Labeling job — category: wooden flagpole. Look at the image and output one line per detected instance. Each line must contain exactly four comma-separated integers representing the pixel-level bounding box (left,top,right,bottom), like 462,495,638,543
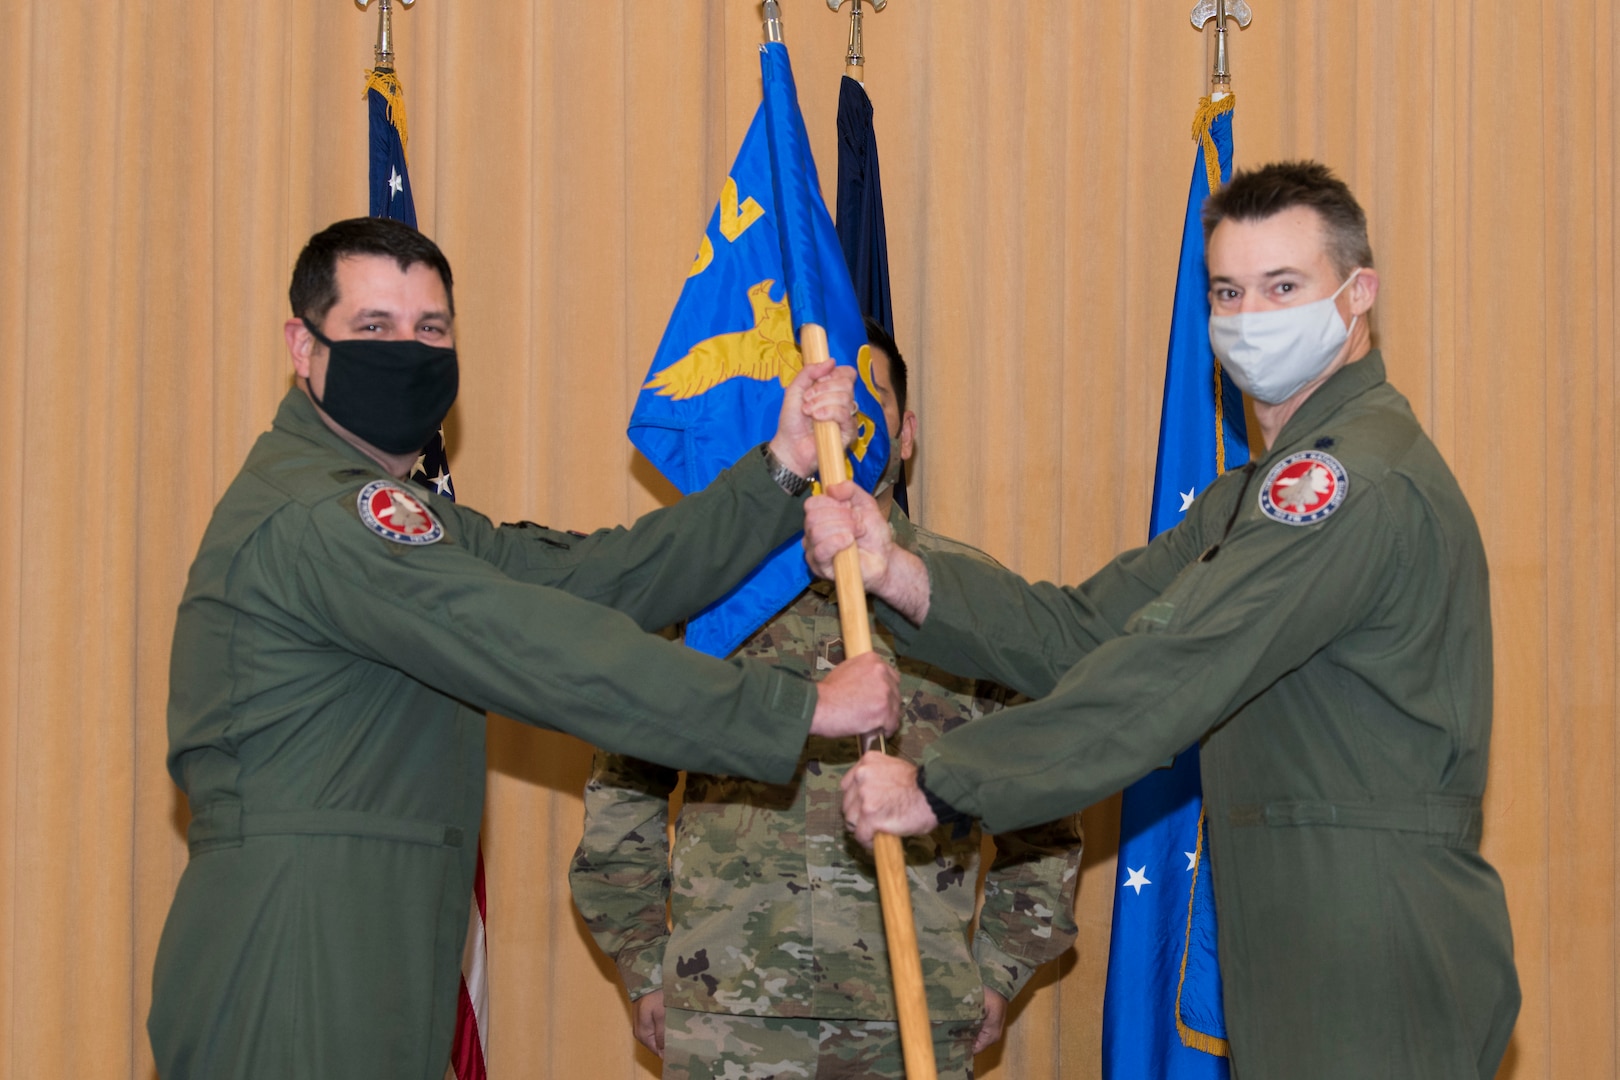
762,4,931,1069
803,325,937,1080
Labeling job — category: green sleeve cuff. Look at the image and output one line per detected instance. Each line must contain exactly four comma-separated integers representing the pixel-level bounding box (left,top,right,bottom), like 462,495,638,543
916,743,983,824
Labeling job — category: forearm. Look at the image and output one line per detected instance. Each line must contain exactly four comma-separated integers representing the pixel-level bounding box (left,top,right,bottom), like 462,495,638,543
877,550,1117,700
871,545,930,625
482,447,805,630
973,816,1084,999
569,753,678,998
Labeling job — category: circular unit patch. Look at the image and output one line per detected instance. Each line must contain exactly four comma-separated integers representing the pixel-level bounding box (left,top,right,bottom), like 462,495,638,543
1258,450,1349,526
357,480,443,545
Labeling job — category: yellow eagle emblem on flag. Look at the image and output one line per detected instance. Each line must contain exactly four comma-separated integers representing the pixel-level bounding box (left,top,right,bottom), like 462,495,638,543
642,279,804,400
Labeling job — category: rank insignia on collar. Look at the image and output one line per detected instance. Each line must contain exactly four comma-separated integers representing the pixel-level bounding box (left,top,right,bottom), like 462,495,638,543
1258,450,1348,526
357,480,443,545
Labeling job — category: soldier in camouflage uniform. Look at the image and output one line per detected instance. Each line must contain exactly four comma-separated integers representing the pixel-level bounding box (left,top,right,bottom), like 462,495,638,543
570,326,1084,1079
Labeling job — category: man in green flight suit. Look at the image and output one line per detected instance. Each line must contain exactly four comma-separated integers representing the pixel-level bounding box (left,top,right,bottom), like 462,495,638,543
569,322,1085,1079
813,163,1520,1079
150,217,902,1080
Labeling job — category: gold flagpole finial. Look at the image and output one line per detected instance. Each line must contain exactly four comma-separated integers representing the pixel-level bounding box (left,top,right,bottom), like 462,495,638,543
1190,0,1252,96
357,0,417,72
763,0,785,44
828,0,887,80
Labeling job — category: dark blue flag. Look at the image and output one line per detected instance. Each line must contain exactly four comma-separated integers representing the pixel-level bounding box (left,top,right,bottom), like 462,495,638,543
367,70,417,229
834,75,906,515
630,42,888,658
1102,95,1242,1080
835,77,894,335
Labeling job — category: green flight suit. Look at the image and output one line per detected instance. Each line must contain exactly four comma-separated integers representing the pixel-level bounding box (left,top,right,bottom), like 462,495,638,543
151,388,820,1080
887,354,1519,1078
568,511,1083,1048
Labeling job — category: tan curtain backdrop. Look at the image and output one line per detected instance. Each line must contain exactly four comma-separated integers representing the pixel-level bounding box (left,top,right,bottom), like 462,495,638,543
0,1,1614,1077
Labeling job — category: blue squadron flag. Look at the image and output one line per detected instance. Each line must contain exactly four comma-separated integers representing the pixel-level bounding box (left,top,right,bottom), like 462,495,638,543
834,73,906,515
630,41,888,658
365,61,486,1079
1102,95,1241,1080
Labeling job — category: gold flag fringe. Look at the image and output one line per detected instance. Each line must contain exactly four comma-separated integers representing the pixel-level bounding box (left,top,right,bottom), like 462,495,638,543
1175,805,1232,1056
363,69,410,158
1191,93,1236,196
1182,99,1236,1054
1193,94,1238,477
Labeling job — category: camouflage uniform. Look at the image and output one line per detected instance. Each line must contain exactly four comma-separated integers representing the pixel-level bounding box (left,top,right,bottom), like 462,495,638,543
570,510,1084,1078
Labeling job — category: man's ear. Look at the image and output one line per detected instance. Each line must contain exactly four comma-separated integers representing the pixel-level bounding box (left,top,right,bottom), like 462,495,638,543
899,411,918,463
1347,268,1380,317
284,317,315,379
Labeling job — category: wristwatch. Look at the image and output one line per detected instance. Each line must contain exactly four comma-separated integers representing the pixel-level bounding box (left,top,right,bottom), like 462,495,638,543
761,443,813,496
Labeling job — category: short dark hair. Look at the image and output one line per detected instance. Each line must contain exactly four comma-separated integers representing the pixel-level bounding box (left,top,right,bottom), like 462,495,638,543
864,316,908,415
289,217,455,324
1202,161,1374,277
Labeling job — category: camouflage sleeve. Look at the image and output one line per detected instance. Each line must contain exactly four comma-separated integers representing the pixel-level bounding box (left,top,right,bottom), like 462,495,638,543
970,689,1084,1001
568,750,680,1001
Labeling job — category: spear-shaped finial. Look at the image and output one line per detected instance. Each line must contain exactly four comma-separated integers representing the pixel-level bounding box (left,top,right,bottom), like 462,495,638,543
763,0,784,44
1190,0,1253,94
358,0,417,72
828,0,888,78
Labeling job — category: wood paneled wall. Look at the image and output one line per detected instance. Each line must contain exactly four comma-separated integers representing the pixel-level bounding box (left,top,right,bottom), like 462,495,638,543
0,2,1612,1076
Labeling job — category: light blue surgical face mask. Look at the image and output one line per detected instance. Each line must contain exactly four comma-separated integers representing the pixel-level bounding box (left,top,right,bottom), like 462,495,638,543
1208,270,1361,404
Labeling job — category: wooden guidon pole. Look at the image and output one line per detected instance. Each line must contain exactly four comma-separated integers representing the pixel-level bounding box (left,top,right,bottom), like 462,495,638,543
803,324,937,1079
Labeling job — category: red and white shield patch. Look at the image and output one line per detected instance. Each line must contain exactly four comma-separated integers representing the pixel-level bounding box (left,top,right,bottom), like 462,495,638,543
357,480,443,545
1257,450,1349,526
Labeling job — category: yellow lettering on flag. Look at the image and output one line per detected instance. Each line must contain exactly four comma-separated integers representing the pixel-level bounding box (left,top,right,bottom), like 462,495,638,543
849,411,876,463
689,236,715,278
854,344,882,403
718,178,765,243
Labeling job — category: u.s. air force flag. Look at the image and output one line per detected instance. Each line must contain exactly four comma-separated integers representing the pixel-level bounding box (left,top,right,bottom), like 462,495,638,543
1102,94,1242,1080
630,41,887,658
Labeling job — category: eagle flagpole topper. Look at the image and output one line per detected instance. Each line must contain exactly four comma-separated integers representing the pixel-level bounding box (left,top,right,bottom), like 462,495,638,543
1191,0,1252,97
827,0,886,81
357,0,416,71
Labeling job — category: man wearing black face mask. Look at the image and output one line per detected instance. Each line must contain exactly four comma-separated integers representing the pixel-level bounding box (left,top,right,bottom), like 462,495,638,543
149,217,902,1080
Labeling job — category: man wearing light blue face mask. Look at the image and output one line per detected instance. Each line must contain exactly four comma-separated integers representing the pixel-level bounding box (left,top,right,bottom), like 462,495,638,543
817,161,1520,1078
1205,164,1377,435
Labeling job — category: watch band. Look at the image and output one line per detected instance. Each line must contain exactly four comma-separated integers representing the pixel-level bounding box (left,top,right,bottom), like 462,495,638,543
761,443,813,496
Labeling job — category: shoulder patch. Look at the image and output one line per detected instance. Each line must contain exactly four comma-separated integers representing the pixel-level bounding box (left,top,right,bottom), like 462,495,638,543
357,480,443,545
1258,450,1349,526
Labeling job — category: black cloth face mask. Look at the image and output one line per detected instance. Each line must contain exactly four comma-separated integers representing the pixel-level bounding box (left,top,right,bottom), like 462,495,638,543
301,317,459,455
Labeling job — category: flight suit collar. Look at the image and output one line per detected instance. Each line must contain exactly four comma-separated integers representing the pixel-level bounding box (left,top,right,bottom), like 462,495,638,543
270,386,400,472
1270,349,1387,456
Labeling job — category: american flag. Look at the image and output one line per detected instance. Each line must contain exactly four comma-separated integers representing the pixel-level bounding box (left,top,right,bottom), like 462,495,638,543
366,59,487,1079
